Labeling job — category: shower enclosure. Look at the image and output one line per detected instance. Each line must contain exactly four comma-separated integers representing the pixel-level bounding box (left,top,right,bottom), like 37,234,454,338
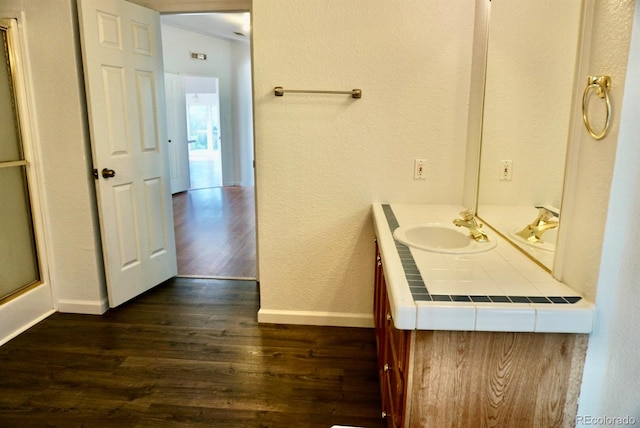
0,19,41,301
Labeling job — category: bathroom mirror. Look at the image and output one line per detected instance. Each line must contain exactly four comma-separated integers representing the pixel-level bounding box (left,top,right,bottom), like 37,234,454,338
476,0,583,271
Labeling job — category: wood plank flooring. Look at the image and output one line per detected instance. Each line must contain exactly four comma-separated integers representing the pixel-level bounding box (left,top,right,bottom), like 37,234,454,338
173,186,256,279
0,277,385,427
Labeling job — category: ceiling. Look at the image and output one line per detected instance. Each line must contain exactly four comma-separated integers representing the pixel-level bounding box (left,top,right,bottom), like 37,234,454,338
160,13,250,44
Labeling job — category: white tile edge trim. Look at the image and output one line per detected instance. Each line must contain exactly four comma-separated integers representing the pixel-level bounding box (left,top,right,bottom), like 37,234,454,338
416,304,476,330
475,303,536,332
372,204,417,329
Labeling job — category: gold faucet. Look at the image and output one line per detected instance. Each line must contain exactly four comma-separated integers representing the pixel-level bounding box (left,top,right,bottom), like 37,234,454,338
516,207,559,244
453,209,489,242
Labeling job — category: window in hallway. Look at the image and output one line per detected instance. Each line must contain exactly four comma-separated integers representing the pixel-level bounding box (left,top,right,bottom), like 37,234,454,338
186,85,222,189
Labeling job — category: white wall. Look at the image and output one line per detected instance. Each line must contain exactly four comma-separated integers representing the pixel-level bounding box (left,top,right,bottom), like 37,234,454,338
230,42,254,186
0,0,106,336
252,0,475,326
559,0,634,303
161,22,253,186
577,0,640,421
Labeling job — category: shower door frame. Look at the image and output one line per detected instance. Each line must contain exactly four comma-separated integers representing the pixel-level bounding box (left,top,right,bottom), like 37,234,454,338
0,18,50,304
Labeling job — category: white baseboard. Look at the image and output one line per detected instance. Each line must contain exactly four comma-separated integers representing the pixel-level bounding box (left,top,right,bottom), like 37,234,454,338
0,284,55,346
257,308,374,328
0,309,55,347
57,298,109,315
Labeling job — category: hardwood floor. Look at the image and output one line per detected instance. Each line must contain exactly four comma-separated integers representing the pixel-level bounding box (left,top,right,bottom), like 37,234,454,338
173,186,256,279
0,277,384,427
188,152,222,190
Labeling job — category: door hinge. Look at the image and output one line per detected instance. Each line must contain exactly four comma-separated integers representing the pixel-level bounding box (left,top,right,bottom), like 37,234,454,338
92,168,99,179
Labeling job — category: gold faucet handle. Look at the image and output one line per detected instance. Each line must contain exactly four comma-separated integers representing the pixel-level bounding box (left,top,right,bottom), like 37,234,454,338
536,207,557,222
459,209,475,221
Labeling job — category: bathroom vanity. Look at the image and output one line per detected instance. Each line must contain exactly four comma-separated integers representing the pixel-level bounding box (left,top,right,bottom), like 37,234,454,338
372,204,593,428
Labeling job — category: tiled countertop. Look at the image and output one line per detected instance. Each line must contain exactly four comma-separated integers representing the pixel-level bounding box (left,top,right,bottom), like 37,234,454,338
477,204,558,269
372,203,594,333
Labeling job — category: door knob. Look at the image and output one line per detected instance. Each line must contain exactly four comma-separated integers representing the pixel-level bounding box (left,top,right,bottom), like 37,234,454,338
101,168,116,179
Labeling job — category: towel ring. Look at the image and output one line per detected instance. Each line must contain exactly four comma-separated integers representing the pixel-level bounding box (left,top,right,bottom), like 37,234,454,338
582,75,611,140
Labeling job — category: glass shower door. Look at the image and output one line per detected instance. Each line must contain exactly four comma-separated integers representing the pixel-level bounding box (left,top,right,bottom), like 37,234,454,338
0,20,40,300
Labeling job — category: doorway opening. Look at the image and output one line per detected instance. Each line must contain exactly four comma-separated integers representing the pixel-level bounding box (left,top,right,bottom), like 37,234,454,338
185,80,223,189
161,12,256,280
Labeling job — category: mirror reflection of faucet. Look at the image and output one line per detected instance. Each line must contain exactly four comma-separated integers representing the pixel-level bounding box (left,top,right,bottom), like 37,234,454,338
515,206,559,245
453,209,490,242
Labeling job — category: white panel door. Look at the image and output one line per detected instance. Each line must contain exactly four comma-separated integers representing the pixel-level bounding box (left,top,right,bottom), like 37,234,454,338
164,73,190,193
78,0,177,307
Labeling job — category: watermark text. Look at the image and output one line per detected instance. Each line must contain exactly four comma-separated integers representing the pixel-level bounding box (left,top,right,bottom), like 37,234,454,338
576,415,637,426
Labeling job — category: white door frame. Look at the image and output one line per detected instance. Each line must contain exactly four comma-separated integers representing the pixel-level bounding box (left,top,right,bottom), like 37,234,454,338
0,17,55,345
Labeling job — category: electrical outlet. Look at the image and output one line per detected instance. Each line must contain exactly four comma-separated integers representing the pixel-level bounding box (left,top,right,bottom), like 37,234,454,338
414,159,427,180
500,160,513,181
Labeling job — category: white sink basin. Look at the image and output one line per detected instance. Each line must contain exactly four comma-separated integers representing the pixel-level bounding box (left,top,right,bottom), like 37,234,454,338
393,223,497,254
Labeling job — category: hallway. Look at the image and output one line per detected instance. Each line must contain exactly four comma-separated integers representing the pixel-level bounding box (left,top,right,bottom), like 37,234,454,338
172,186,256,278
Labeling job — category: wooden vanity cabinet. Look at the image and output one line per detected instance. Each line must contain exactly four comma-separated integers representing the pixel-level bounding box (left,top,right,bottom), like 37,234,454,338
373,244,587,427
374,244,411,428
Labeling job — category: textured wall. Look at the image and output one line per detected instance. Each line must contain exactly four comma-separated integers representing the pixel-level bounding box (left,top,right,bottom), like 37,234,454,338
252,0,475,325
559,0,634,303
577,0,640,420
